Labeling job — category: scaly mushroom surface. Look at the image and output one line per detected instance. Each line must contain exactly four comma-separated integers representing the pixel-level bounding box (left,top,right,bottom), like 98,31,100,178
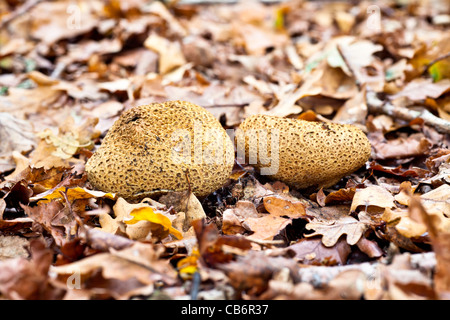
86,101,235,200
238,115,372,190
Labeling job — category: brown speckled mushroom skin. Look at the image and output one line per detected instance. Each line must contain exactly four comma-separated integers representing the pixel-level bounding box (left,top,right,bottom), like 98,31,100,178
238,115,372,190
85,101,234,200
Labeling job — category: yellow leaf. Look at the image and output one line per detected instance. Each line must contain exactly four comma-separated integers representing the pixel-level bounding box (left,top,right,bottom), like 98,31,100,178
125,206,182,240
273,7,285,31
177,248,199,280
429,59,450,82
30,186,115,202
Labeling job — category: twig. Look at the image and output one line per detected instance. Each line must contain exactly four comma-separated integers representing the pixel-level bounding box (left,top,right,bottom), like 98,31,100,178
338,45,450,133
369,101,450,134
190,272,201,300
59,189,86,238
248,238,285,248
336,44,362,90
132,189,174,198
298,252,436,286
204,103,248,108
0,0,47,30
422,52,450,75
184,169,192,194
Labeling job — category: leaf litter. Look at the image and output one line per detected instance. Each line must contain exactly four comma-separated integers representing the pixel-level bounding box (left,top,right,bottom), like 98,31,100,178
0,0,449,300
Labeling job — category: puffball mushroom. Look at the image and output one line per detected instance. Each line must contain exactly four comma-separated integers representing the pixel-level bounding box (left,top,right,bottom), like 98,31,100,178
85,101,235,200
237,115,371,190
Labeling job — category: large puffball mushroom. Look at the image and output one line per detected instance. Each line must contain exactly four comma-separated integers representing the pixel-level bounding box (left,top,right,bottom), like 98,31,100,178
237,115,371,190
85,101,235,201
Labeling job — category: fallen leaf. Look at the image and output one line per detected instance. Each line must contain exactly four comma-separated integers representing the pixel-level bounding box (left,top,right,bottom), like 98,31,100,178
305,213,368,247
50,242,177,299
35,117,97,160
333,86,367,125
383,207,427,238
350,185,396,213
263,195,307,219
219,250,299,296
420,185,450,234
193,219,252,268
146,1,187,37
369,131,432,160
318,62,359,99
333,38,383,75
424,162,450,186
21,201,75,246
377,225,425,253
176,248,200,280
369,161,430,178
29,1,100,45
159,191,206,233
102,197,180,241
0,84,64,119
244,214,293,242
335,11,355,33
321,188,356,205
84,228,134,252
390,78,450,101
30,186,115,203
0,235,29,261
241,195,308,242
97,79,131,93
408,196,450,298
3,152,30,182
385,59,408,81
289,237,351,265
222,201,259,235
394,181,415,206
0,239,64,300
125,206,182,240
30,117,99,169
355,236,383,258
0,113,36,173
266,67,323,117
144,33,187,74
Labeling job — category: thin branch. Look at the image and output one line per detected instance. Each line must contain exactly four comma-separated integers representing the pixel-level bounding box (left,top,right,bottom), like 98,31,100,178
204,103,248,108
368,101,450,134
0,0,47,30
336,44,362,90
298,252,436,286
422,52,450,75
248,238,285,248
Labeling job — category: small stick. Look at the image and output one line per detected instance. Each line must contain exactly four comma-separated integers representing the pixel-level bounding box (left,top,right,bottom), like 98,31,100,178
248,238,285,248
368,101,450,134
59,189,86,238
0,0,47,30
298,251,436,286
422,52,450,75
184,169,192,194
190,272,201,300
336,44,362,90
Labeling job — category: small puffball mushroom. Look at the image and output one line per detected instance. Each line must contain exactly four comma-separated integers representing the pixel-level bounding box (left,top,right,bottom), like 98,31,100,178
237,115,371,190
85,101,235,200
